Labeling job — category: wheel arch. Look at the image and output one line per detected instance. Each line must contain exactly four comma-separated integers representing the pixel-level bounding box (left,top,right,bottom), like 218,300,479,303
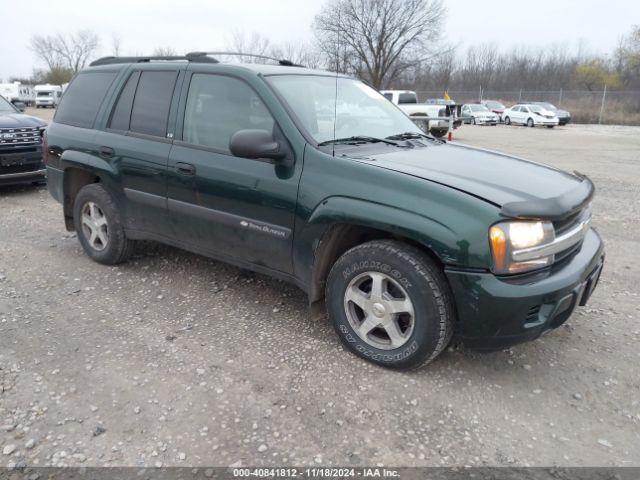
308,222,448,303
303,197,462,304
60,151,116,231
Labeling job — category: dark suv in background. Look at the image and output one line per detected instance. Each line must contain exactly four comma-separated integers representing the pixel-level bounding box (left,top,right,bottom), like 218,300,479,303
0,95,47,186
44,53,603,369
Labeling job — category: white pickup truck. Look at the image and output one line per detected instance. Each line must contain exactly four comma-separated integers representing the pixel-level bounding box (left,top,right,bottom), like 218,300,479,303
380,90,461,138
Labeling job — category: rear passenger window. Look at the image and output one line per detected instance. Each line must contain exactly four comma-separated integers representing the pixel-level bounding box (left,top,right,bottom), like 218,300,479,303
183,74,274,152
55,71,117,128
129,71,178,137
108,72,139,131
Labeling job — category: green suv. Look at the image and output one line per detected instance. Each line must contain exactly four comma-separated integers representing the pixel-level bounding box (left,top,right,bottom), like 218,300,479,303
44,53,604,369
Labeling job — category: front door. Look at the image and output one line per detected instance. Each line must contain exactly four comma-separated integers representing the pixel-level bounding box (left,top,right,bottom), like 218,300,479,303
167,72,301,274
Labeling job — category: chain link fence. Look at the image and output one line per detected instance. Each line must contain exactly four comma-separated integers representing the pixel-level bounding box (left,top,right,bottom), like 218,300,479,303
414,89,640,125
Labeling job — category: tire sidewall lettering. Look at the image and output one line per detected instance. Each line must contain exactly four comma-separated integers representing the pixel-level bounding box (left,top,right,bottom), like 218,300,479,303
342,261,412,289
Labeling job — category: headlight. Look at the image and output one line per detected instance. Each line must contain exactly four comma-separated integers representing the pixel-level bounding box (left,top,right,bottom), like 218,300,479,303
489,221,555,274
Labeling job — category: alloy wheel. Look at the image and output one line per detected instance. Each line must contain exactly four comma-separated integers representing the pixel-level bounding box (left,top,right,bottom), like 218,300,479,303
81,201,109,251
343,271,416,350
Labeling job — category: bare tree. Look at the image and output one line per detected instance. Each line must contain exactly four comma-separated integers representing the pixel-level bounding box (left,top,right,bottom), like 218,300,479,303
269,41,324,68
226,31,272,62
29,30,100,73
111,33,122,56
153,47,178,57
29,35,63,71
313,0,446,88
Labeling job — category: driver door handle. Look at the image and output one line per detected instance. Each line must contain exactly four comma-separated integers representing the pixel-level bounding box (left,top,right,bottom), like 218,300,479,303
176,162,196,176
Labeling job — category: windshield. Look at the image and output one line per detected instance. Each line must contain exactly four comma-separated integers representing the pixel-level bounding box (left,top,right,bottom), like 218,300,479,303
267,75,421,144
37,91,53,97
538,102,556,110
484,101,504,109
469,104,489,112
529,105,544,113
0,96,15,113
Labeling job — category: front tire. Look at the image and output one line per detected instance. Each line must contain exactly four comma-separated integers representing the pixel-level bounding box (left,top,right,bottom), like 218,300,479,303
326,240,454,370
73,183,135,265
527,118,534,127
504,116,511,125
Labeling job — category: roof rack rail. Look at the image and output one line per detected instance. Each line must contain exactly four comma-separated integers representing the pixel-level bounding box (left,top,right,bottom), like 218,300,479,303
89,53,218,67
186,51,302,67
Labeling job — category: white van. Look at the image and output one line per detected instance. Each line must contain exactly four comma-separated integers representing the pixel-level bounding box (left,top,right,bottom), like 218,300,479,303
35,84,63,108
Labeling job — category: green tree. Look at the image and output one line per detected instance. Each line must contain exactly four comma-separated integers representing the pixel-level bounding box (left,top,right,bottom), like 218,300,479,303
573,59,621,91
32,67,74,86
615,25,640,88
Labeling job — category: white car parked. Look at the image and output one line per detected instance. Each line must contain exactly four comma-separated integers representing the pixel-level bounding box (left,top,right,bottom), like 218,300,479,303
503,103,559,128
461,103,499,125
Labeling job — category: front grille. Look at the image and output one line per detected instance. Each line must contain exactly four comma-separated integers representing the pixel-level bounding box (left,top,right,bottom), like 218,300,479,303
549,206,591,266
553,209,583,235
0,163,41,175
0,127,41,150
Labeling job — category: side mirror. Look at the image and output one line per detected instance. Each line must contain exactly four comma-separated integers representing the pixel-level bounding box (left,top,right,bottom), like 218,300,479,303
229,129,286,162
14,101,26,113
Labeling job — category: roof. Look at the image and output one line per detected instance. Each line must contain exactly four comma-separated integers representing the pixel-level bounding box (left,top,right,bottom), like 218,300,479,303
88,53,344,77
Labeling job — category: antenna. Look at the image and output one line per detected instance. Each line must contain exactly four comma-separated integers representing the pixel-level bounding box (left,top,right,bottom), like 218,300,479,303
331,11,341,158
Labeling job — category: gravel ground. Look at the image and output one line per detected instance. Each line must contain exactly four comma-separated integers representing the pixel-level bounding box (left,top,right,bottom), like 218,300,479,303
1,119,639,468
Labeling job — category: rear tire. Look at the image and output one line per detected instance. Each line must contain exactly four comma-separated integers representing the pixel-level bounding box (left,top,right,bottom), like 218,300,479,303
326,240,454,370
73,183,135,265
472,117,476,125
546,125,554,129
429,128,447,138
504,116,511,125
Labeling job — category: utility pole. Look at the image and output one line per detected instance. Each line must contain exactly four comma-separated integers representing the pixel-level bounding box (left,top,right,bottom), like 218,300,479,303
558,88,563,107
598,85,607,124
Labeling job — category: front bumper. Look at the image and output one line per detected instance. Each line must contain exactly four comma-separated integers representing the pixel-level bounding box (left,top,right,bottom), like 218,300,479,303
475,117,498,125
0,148,46,186
0,168,46,186
535,119,559,126
446,228,604,351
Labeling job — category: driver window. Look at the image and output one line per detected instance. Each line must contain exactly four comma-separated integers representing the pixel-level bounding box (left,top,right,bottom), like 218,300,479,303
183,74,275,152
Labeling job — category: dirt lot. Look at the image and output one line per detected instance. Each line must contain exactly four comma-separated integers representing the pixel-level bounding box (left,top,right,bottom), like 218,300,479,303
1,117,639,468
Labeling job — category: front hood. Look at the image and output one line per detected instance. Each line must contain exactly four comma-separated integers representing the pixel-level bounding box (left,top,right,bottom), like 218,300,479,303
0,112,47,129
367,143,586,216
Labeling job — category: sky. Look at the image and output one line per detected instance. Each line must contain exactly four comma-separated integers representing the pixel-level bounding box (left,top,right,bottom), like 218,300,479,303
1,0,638,80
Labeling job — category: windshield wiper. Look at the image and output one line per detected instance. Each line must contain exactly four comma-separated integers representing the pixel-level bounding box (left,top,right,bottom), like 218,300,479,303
385,131,435,141
318,135,402,147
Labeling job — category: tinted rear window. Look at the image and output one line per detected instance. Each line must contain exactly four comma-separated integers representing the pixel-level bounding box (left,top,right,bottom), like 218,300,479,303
55,72,117,128
129,71,178,137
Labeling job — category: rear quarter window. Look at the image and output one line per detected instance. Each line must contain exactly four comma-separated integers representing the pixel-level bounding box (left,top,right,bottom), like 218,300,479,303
54,71,117,128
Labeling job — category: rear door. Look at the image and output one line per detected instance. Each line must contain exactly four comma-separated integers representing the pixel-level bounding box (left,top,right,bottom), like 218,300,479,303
166,71,301,274
94,66,183,237
511,106,522,123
